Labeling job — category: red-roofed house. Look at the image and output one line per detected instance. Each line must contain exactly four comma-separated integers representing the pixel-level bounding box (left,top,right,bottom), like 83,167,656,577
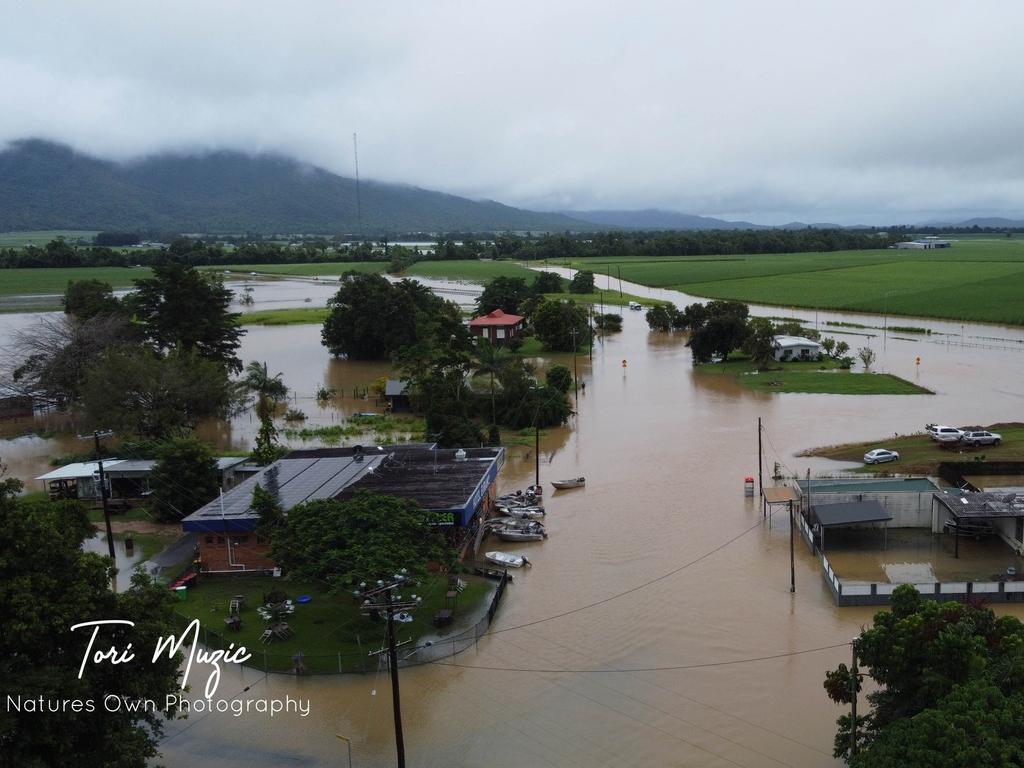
468,309,525,345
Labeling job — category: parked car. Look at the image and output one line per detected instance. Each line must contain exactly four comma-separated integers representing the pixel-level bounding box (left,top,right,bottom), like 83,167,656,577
926,425,964,442
864,448,900,465
961,430,1002,446
628,301,643,311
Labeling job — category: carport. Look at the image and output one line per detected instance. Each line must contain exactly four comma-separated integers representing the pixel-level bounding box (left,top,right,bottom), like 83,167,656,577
933,491,1024,558
811,500,892,554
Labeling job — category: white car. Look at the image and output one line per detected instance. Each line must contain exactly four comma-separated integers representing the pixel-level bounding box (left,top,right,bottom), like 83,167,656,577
864,448,900,465
926,425,964,443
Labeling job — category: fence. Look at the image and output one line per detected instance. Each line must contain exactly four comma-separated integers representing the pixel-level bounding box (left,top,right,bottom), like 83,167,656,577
170,571,510,675
795,510,1024,606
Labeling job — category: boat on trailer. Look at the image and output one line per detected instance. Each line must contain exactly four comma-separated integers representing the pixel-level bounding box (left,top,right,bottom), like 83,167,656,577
485,551,531,568
551,477,585,490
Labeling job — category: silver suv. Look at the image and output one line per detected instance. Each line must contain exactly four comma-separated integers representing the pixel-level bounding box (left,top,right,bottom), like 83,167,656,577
961,430,1002,446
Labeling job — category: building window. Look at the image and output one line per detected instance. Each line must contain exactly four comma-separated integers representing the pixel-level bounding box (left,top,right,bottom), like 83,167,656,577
205,536,214,544
234,536,249,544
216,536,225,544
256,535,267,544
496,328,506,339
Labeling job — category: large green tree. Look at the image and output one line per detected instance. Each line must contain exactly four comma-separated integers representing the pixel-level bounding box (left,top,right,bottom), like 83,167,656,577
128,262,244,373
531,271,563,295
79,347,236,438
685,301,751,363
271,491,452,586
0,477,182,767
322,273,464,359
62,279,123,320
531,299,589,352
742,317,777,369
476,276,532,315
824,585,1024,764
149,436,221,522
568,269,595,294
397,342,482,448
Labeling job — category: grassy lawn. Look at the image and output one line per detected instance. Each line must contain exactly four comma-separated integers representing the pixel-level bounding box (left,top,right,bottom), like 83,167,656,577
560,240,1024,325
801,423,1024,474
694,355,931,394
238,307,331,326
740,371,932,395
0,265,151,301
173,573,492,673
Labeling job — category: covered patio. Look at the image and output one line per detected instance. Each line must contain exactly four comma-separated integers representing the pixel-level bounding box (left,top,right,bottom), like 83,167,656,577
811,500,892,554
933,491,1024,559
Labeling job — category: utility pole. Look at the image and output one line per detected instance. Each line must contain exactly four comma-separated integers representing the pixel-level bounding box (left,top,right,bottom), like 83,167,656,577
789,500,796,593
588,305,593,361
356,571,422,768
617,265,623,297
80,430,116,563
571,328,579,400
850,639,859,758
757,417,763,497
352,132,364,240
534,419,540,488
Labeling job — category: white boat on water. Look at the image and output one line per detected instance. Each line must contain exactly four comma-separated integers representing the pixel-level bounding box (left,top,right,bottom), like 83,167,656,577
551,477,585,490
485,551,531,568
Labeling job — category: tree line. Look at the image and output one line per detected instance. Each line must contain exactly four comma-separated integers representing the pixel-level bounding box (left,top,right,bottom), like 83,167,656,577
0,227,898,270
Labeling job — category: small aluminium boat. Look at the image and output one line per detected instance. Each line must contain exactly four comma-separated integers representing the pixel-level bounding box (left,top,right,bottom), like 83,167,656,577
551,477,585,490
485,551,531,568
495,528,546,542
499,506,545,519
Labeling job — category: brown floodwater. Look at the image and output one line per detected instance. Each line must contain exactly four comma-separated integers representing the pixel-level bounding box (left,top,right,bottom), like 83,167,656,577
4,274,1024,767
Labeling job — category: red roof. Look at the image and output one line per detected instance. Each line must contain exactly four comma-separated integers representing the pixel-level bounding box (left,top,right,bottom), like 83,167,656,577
468,309,524,327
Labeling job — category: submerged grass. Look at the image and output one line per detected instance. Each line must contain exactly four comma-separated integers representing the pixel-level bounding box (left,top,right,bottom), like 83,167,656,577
695,355,931,394
282,415,428,444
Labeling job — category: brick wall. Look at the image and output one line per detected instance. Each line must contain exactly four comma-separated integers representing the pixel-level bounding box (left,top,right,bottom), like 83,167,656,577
197,533,275,572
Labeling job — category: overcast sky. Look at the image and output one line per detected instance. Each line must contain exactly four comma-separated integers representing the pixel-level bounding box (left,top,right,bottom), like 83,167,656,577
2,1,1023,224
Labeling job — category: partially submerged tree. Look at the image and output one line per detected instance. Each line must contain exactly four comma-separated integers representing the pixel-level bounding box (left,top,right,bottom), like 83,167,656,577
62,279,124,320
531,299,589,352
4,314,138,407
244,361,289,464
687,301,751,363
545,364,573,394
128,262,244,373
858,346,877,371
79,347,235,438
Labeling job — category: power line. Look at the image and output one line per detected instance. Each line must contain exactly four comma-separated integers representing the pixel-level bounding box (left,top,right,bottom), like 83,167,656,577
430,641,850,674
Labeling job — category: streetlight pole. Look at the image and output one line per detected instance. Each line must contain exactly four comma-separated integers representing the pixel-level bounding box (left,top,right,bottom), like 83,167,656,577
335,735,353,768
571,328,579,400
356,571,422,768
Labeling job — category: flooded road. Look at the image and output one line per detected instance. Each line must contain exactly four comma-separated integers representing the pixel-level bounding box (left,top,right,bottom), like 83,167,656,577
4,273,1024,766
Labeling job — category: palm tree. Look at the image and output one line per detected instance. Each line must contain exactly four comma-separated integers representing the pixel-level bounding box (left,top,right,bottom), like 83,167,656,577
473,340,512,426
244,361,288,463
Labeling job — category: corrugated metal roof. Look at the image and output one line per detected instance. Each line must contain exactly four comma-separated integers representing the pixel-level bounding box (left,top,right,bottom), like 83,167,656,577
812,501,892,527
37,460,126,481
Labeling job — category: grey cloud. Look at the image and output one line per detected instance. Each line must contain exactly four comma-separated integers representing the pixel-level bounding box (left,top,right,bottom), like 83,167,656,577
1,0,1023,224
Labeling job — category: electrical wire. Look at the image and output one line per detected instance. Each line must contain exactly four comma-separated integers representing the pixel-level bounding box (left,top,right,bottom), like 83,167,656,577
430,641,850,674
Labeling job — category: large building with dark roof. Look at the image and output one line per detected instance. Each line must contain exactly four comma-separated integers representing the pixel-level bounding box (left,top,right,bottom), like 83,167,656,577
182,444,505,572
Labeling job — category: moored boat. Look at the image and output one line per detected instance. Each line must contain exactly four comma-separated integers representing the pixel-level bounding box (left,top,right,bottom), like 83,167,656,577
485,551,531,568
499,505,545,519
495,527,546,542
551,477,585,490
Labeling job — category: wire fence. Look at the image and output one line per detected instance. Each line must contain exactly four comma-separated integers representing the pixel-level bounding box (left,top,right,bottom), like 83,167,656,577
170,570,510,676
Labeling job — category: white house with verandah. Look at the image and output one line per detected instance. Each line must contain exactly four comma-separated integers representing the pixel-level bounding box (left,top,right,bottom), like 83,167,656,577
773,335,822,362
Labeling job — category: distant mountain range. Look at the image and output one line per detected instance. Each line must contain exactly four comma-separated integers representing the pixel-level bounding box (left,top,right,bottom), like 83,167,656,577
0,140,593,235
1,140,1022,235
560,208,766,230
